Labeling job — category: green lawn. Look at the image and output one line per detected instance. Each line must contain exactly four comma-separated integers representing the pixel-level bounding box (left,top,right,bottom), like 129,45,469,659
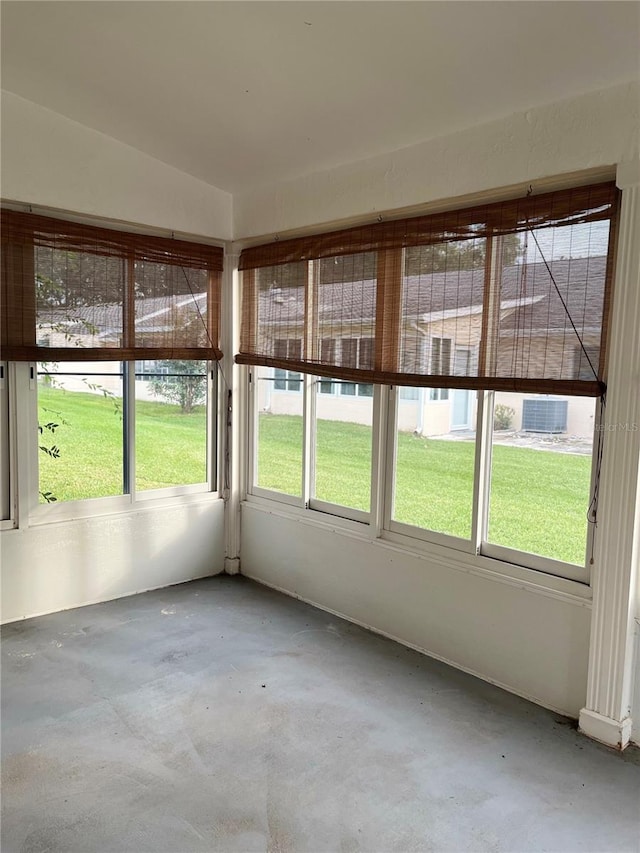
38,386,207,501
257,413,591,566
38,390,591,566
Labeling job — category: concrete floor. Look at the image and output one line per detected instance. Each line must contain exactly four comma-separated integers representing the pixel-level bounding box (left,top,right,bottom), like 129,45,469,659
2,576,639,853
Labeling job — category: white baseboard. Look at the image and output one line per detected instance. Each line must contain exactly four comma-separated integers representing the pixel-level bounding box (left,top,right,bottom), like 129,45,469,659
578,708,633,750
224,557,241,575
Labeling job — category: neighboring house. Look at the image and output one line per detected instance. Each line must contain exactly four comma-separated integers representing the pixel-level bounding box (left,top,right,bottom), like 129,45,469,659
257,257,604,438
36,292,208,400
36,291,208,349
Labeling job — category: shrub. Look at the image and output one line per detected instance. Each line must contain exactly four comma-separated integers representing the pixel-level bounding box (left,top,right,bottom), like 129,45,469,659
494,404,515,431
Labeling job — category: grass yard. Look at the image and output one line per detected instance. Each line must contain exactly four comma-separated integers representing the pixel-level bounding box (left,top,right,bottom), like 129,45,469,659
257,413,591,566
38,386,207,501
38,388,591,566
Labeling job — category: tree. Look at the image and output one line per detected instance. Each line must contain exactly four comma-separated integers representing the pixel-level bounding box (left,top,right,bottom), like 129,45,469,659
257,235,523,290
149,360,207,414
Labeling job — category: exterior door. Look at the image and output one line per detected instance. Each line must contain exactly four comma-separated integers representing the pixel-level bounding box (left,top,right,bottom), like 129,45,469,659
451,347,472,430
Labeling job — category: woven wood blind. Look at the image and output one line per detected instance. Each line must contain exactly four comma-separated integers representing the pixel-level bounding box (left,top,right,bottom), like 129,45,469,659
1,210,223,361
238,182,619,396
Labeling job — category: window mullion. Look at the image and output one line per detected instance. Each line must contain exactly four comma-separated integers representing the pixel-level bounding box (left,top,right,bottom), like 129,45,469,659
383,384,399,533
302,372,315,507
471,389,494,554
370,382,389,537
247,367,257,493
303,259,319,507
13,362,37,524
207,361,217,492
123,361,135,501
122,253,135,501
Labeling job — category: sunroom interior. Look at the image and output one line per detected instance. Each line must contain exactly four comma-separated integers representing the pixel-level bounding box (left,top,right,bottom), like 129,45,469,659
1,1,640,848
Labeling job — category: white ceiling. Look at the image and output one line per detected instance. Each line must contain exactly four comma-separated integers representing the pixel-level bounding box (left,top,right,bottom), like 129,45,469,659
2,2,639,194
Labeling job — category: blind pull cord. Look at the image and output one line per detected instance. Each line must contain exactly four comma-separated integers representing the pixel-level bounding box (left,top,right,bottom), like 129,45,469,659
527,226,600,384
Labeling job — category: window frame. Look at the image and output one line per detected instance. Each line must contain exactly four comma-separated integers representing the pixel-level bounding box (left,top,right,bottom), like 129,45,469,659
248,366,374,524
307,373,374,522
248,366,305,508
21,358,219,526
384,384,479,555
244,210,608,586
0,361,16,529
247,373,595,586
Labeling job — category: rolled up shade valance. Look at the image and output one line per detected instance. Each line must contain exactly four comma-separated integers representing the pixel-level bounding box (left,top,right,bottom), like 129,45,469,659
1,210,224,361
238,182,619,397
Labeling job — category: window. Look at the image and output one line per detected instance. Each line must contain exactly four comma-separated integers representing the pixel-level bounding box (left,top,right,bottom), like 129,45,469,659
273,339,302,392
242,182,618,582
134,360,210,493
1,210,222,516
318,338,374,397
391,386,477,540
429,338,451,401
35,359,215,506
37,362,125,503
485,392,596,567
399,386,419,401
313,377,373,514
250,367,373,521
254,365,303,497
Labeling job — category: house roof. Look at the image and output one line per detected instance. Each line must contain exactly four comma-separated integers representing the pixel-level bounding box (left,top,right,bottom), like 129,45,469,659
259,256,607,337
38,293,208,340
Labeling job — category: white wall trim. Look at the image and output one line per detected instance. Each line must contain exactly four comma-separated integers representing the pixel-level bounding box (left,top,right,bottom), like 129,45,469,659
224,557,240,575
222,250,241,572
578,709,633,750
580,160,640,750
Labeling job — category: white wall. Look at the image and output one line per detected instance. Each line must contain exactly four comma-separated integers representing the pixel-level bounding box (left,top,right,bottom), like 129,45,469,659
241,505,591,717
1,499,225,623
1,90,233,241
234,83,639,240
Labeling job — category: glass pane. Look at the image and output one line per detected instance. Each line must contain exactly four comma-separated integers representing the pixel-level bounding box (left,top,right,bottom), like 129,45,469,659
134,263,209,348
135,360,208,491
314,379,372,512
319,377,335,395
318,254,377,374
256,265,306,361
494,221,610,384
35,248,125,349
37,362,124,503
487,393,595,565
400,240,485,384
393,386,477,539
255,367,303,497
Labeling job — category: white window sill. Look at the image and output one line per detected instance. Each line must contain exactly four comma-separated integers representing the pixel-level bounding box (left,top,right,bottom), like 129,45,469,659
21,489,222,528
